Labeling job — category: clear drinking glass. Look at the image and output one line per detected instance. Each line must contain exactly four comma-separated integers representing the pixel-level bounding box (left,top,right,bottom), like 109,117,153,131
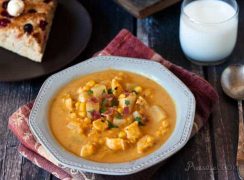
179,0,239,65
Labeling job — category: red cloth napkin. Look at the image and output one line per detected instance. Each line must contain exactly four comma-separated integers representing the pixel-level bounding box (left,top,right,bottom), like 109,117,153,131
8,29,218,180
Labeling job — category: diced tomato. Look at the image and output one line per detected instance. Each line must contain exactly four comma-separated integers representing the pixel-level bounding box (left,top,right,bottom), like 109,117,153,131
124,91,130,97
89,97,99,103
123,107,130,115
92,111,101,120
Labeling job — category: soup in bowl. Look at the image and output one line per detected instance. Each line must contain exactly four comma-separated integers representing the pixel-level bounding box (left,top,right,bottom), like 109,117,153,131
49,70,176,163
29,56,195,175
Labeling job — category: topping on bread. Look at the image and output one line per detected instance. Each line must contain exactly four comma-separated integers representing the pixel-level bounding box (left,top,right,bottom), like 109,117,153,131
0,0,57,62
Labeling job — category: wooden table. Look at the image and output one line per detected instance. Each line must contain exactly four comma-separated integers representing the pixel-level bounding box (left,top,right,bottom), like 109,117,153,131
0,0,243,179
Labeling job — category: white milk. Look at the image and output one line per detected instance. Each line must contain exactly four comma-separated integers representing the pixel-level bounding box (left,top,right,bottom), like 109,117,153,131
180,0,238,63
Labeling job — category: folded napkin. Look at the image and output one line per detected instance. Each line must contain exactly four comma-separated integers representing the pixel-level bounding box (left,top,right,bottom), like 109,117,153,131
8,29,218,180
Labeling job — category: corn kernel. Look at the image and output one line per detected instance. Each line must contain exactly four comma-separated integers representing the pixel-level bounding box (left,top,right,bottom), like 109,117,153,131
80,144,95,157
117,107,123,113
92,137,99,143
92,119,108,131
119,94,125,99
83,86,89,91
134,86,142,93
79,112,86,118
79,102,86,112
118,131,126,138
69,112,77,119
156,129,167,137
75,102,80,109
98,138,105,145
77,87,83,94
162,120,169,128
76,118,82,122
156,130,161,137
86,80,96,87
84,117,91,124
126,117,133,124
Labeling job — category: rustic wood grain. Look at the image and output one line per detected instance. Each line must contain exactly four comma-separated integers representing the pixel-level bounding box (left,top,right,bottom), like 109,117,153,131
205,1,244,179
114,0,180,18
0,81,47,180
237,101,244,164
78,0,135,59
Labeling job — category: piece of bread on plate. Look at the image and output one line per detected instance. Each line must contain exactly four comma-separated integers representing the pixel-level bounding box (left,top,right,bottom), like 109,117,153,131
0,0,57,62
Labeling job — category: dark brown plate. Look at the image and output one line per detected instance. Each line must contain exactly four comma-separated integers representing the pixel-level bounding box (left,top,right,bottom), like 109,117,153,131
0,0,92,82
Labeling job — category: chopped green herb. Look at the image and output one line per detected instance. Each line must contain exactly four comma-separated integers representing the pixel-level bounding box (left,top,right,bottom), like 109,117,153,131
134,117,144,126
102,89,106,94
111,99,118,106
125,100,130,106
88,89,93,95
107,121,118,129
100,107,107,113
108,89,113,94
115,113,123,119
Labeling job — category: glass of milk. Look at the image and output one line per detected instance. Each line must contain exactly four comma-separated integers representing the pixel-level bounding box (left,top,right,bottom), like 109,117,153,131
180,0,239,65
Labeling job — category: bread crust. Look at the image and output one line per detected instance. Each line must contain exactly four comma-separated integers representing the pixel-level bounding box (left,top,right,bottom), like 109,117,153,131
0,0,57,62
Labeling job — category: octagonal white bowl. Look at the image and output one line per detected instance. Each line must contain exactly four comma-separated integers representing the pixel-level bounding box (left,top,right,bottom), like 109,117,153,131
29,56,195,175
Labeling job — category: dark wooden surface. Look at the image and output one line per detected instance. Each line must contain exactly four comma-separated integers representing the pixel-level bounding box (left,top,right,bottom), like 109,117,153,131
0,0,243,179
114,0,180,18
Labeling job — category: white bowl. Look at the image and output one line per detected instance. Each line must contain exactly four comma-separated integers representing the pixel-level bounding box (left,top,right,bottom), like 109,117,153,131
29,56,195,175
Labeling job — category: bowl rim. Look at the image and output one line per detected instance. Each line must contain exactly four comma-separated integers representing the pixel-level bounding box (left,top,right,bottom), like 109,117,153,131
29,56,196,175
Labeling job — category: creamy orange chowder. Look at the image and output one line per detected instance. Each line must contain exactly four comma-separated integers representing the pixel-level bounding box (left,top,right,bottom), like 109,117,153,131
49,70,176,163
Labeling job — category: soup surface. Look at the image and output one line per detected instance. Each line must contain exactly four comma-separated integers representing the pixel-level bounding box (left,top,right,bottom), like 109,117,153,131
49,70,176,163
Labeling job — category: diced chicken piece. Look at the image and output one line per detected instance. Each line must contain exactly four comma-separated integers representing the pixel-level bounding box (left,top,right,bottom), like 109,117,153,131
149,105,167,122
111,77,123,96
124,121,141,142
91,84,107,98
119,93,137,112
106,138,125,151
137,135,155,153
92,119,108,131
86,101,100,119
80,144,95,157
78,90,90,103
66,121,82,134
63,97,73,111
136,96,148,107
113,117,126,127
